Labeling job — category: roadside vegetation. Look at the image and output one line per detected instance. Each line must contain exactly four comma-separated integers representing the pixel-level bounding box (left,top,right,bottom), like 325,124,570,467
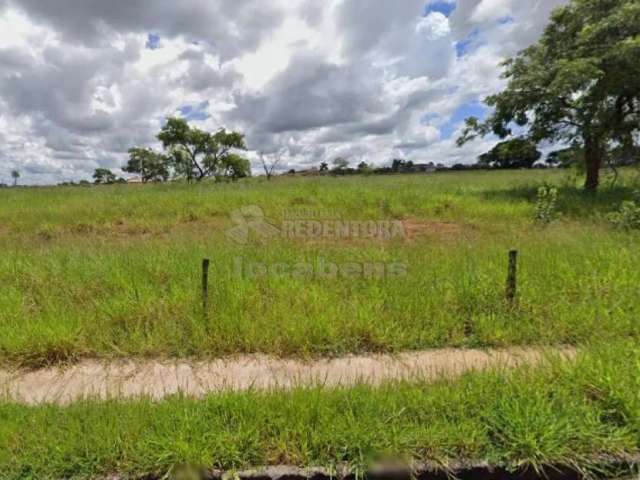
1,342,639,479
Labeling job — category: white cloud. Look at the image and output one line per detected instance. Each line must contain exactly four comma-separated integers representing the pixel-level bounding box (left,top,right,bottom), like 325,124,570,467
416,12,451,39
470,0,512,23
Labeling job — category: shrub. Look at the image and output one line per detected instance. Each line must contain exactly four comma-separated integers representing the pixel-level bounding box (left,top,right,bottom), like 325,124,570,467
608,196,640,230
534,186,559,225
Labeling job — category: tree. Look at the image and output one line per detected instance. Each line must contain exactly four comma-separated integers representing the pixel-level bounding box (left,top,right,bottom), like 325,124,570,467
391,159,415,173
319,162,329,172
357,161,371,173
259,150,284,180
124,148,170,183
219,153,251,181
169,148,196,182
546,146,583,168
458,0,640,191
477,138,542,169
10,170,19,186
391,159,404,173
93,168,117,185
332,157,349,171
609,143,640,166
157,117,247,182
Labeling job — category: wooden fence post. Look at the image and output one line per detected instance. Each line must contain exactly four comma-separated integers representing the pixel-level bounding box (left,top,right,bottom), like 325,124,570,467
202,258,210,315
506,250,518,303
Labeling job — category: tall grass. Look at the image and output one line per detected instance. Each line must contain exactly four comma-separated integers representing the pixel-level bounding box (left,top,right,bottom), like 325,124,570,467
0,170,638,366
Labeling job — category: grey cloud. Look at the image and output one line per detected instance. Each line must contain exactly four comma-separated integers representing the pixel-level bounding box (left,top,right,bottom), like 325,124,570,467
298,0,326,27
176,49,242,93
314,114,399,144
450,0,568,52
336,1,456,81
0,47,34,71
0,41,141,135
0,36,170,183
229,53,386,134
336,0,424,58
9,0,285,60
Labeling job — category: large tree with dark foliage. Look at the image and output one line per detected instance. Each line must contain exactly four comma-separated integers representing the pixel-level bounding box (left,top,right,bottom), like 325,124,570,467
157,117,248,182
478,138,541,169
458,0,640,191
124,148,170,183
93,168,117,185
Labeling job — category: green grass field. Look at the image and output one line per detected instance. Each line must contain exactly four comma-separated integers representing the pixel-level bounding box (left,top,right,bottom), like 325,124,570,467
1,168,640,478
0,169,638,366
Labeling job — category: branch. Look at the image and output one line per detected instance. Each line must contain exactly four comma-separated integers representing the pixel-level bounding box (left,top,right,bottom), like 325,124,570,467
182,144,204,179
260,151,284,179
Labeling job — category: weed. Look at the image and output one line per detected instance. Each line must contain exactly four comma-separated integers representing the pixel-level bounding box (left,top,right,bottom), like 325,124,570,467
534,185,559,225
608,193,640,230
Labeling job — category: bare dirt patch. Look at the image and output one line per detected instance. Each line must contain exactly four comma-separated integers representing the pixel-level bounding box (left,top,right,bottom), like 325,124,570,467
0,347,575,405
401,219,472,240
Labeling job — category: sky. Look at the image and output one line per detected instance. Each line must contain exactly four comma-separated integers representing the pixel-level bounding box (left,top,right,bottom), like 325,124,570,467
0,0,568,185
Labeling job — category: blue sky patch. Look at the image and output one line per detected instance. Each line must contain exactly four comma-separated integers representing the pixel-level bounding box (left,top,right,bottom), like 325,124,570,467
424,0,456,17
440,102,487,140
179,101,210,121
455,27,480,57
146,33,161,50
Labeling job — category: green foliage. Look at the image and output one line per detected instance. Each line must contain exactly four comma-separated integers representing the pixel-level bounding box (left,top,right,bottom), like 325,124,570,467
332,157,349,171
534,186,559,225
546,147,583,168
357,161,371,173
458,0,640,190
608,194,640,229
390,159,416,173
92,168,117,185
478,138,542,169
10,169,19,186
157,117,247,181
124,148,170,183
218,153,251,181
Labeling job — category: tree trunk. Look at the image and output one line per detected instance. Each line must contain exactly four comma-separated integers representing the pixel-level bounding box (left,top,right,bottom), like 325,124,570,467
584,136,602,192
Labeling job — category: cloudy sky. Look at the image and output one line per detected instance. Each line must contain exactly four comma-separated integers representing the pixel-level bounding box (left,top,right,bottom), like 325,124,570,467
0,0,567,184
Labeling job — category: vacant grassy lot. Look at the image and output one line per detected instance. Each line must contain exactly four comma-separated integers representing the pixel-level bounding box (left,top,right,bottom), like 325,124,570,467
1,169,640,478
1,169,639,366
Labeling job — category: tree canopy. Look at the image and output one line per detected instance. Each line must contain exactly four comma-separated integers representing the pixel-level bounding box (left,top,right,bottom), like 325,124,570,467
332,157,349,171
124,148,170,183
10,170,19,186
458,0,640,190
93,168,117,185
157,117,248,181
477,138,542,169
124,118,250,183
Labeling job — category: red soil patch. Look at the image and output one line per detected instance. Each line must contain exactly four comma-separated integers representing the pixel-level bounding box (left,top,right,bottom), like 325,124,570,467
402,219,470,240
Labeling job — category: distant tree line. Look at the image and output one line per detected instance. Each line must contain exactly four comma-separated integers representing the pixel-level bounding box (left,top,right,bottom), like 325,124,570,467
472,137,640,172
